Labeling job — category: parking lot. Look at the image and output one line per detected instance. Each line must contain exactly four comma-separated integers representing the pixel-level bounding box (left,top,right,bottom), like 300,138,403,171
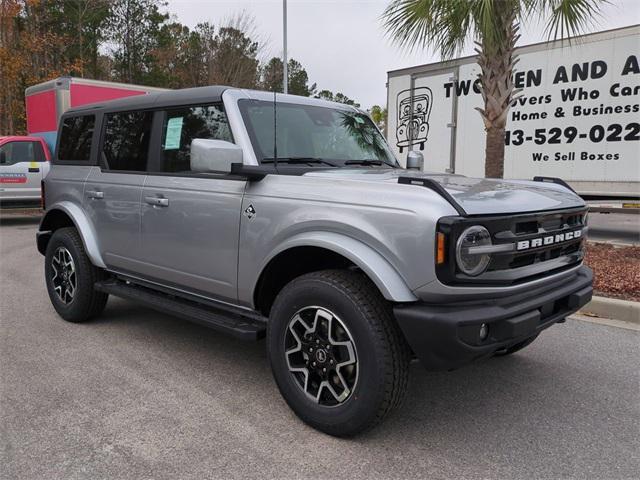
1,212,639,480
588,212,640,246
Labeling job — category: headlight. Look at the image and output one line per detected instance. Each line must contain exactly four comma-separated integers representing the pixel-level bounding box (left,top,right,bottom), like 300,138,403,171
456,225,492,276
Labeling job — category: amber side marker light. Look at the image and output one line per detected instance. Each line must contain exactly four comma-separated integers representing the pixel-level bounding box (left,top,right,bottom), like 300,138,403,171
436,232,446,265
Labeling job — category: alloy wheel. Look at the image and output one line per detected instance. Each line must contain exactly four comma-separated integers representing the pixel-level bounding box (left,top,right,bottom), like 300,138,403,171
51,246,76,305
284,306,358,406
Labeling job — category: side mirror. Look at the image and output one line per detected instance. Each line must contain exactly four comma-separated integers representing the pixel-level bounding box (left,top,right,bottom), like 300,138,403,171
190,139,242,173
406,150,424,170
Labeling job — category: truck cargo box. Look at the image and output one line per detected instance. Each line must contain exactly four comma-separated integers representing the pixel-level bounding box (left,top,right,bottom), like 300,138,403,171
387,25,640,198
25,77,166,154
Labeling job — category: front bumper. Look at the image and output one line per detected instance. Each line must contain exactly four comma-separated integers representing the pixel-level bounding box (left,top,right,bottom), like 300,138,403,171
394,265,593,371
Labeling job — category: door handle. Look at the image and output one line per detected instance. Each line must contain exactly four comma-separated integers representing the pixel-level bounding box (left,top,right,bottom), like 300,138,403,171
86,190,104,199
145,196,169,207
28,167,40,173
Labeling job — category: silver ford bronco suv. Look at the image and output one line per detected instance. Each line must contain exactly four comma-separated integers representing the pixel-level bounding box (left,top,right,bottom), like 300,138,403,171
37,86,593,436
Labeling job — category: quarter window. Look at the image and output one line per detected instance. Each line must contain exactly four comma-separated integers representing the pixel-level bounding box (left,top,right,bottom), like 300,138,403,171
160,104,232,173
57,115,95,162
102,111,153,171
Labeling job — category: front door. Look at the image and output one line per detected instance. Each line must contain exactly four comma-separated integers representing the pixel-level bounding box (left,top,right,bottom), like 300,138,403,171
137,103,245,303
0,140,47,201
83,110,153,273
139,176,245,302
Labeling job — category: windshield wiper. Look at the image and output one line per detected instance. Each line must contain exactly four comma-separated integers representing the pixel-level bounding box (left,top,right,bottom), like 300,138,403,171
344,159,397,167
262,157,338,167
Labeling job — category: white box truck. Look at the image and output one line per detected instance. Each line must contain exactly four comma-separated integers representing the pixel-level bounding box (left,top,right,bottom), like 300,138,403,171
386,25,639,199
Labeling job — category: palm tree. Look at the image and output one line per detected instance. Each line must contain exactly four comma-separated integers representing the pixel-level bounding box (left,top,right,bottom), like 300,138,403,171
383,0,607,178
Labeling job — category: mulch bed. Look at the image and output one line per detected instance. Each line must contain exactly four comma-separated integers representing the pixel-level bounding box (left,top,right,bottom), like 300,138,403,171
584,243,640,302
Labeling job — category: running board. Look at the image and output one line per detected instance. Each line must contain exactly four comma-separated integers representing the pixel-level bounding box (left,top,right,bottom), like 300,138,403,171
95,279,267,341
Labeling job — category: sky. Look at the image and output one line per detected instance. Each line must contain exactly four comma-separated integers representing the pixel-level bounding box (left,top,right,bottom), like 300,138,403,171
167,0,640,109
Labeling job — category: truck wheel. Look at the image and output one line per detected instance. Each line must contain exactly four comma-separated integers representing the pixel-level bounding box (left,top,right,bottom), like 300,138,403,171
494,333,539,357
44,227,108,323
267,270,411,437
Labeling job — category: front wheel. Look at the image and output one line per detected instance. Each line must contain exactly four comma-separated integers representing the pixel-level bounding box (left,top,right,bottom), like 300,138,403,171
267,270,410,437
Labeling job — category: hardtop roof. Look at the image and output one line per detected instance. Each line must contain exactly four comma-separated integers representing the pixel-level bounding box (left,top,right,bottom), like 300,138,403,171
61,85,366,118
63,85,230,116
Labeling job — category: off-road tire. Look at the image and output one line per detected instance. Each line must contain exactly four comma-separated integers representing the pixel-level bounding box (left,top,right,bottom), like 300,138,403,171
267,269,411,437
44,227,108,322
494,333,540,357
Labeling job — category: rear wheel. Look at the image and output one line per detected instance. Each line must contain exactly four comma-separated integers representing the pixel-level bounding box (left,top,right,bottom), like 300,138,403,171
267,270,410,437
494,333,539,357
44,227,108,322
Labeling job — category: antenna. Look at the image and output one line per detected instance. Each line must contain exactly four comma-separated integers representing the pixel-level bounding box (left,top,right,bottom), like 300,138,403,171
273,90,278,172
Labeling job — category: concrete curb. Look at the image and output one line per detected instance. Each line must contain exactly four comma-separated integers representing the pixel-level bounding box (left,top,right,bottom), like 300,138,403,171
571,313,640,331
579,295,640,325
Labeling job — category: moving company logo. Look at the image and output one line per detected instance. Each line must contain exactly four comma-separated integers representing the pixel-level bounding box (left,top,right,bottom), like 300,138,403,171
439,54,639,165
395,87,433,153
0,173,27,184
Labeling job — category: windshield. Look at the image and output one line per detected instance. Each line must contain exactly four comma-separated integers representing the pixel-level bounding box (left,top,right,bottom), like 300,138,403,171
238,99,398,167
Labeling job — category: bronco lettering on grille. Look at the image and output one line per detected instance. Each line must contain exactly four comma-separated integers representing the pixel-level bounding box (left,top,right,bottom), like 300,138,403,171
516,229,582,251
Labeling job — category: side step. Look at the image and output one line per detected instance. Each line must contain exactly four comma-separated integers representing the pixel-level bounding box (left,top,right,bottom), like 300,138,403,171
95,279,267,340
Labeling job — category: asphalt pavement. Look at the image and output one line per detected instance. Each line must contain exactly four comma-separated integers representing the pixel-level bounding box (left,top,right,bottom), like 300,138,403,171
1,213,639,480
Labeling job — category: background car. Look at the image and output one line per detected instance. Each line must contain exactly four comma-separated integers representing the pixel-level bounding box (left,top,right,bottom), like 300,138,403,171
0,136,51,206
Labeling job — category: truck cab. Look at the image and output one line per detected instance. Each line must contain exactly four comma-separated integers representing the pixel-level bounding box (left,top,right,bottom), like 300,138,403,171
0,136,51,206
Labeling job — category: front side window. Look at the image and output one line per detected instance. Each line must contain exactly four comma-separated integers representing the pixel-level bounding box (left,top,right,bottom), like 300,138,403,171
160,104,232,173
238,100,397,167
57,115,95,162
0,141,44,165
102,111,153,171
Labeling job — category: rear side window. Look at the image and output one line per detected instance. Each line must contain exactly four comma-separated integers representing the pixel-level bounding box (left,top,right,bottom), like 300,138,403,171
58,115,95,162
33,141,46,162
102,111,153,171
160,104,232,173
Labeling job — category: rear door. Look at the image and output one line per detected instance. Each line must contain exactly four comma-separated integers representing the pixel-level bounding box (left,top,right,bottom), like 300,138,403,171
0,140,47,201
83,111,153,273
137,104,245,303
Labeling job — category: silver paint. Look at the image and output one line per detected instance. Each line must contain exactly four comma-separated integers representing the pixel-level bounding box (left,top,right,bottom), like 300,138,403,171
40,87,588,311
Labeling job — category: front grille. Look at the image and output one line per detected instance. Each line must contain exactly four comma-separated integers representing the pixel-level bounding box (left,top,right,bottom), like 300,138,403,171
437,206,588,286
488,209,587,272
508,241,581,269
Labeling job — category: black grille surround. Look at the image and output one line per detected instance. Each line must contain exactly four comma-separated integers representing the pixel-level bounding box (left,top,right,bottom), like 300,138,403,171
436,206,588,286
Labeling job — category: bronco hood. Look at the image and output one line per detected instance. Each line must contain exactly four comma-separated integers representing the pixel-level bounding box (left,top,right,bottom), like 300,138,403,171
303,169,585,215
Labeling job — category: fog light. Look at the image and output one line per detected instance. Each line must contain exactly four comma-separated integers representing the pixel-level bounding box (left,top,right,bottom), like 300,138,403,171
479,323,489,341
